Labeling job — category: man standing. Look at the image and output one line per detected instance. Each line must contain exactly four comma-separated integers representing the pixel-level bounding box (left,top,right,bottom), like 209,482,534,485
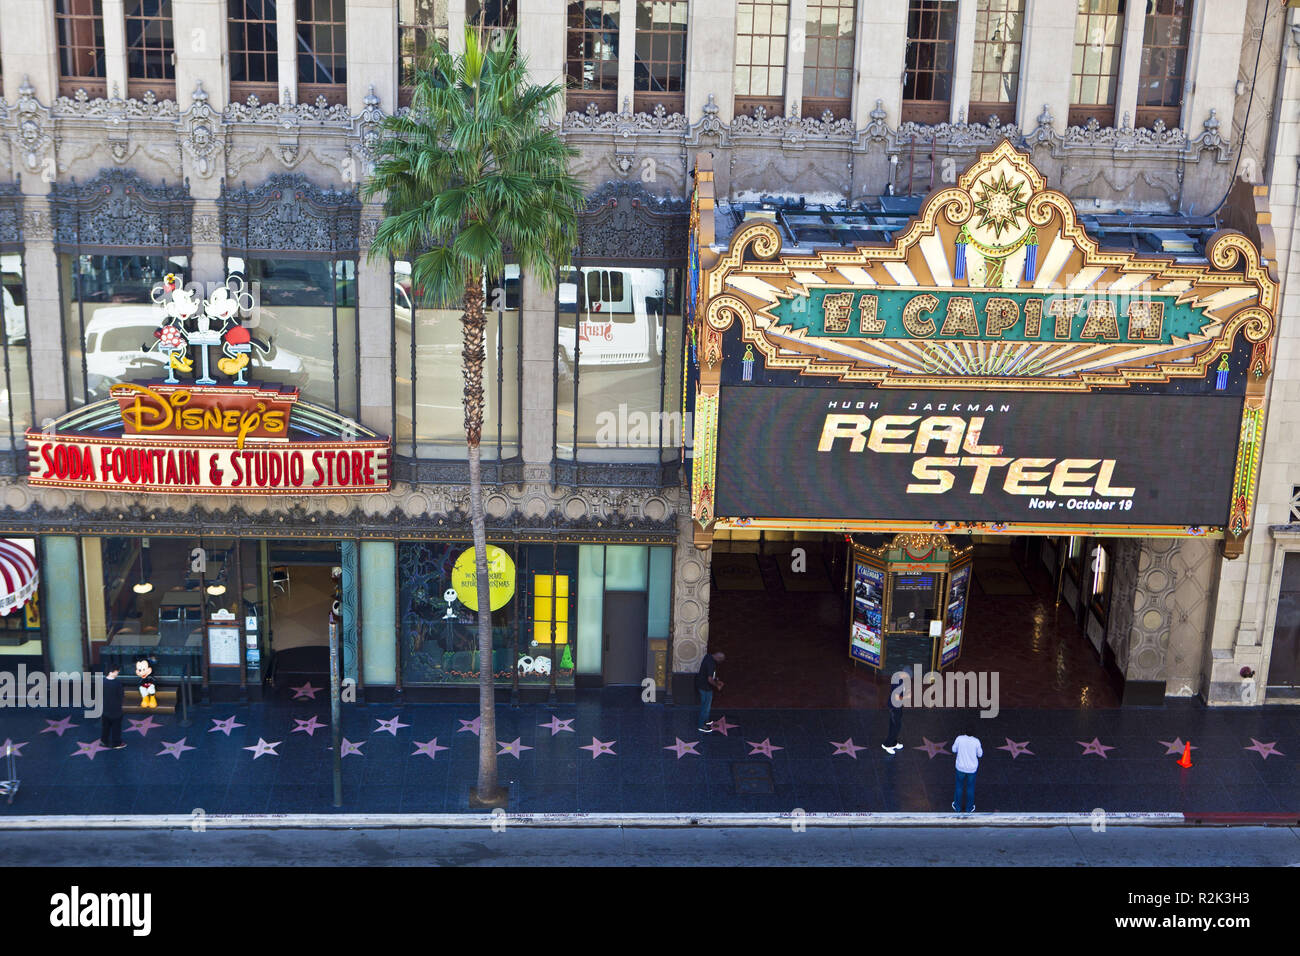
696,651,725,733
952,731,982,813
881,670,906,754
100,665,126,750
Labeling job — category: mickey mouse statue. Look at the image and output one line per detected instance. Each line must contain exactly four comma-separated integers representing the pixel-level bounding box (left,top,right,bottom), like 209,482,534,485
134,656,158,709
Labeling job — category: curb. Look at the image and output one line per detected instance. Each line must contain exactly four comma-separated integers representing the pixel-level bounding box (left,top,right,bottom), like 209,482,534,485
0,811,1197,829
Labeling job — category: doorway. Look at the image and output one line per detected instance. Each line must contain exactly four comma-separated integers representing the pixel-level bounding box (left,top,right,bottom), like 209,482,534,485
267,541,341,681
602,591,647,686
1266,552,1300,694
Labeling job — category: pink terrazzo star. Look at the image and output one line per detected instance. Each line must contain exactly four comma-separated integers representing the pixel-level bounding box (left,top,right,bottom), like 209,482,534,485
290,681,321,700
1244,738,1284,759
746,738,783,758
539,716,575,736
997,738,1034,759
243,738,281,759
374,716,410,736
126,716,162,737
340,738,365,757
292,715,326,737
156,738,195,760
1,738,27,757
664,737,700,759
457,717,481,736
1158,738,1198,756
710,716,737,736
830,738,867,759
208,716,244,736
412,738,449,760
71,740,107,760
1077,737,1115,758
497,738,533,759
914,737,951,759
41,716,77,737
579,737,616,758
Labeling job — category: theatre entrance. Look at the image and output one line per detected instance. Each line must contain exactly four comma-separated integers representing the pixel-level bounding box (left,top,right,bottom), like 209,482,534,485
264,540,344,684
706,530,1121,710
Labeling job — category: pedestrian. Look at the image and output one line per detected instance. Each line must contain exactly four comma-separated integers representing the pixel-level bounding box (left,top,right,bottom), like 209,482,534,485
952,731,982,813
696,651,725,733
881,670,906,754
101,664,126,750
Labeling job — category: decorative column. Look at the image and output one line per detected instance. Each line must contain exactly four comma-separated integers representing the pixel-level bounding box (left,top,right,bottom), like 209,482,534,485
950,0,978,123
277,0,297,103
618,0,636,113
784,0,807,118
684,0,736,122
1017,0,1074,134
101,0,129,99
520,270,556,467
853,0,909,128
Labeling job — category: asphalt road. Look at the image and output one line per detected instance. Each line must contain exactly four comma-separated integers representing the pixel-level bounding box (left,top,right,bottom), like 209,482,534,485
5,825,1299,866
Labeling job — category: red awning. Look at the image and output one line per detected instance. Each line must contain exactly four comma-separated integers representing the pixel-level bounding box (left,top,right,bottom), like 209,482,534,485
0,540,37,616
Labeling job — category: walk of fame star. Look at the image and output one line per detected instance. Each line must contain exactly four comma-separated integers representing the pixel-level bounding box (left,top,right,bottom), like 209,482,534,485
579,737,616,758
42,716,77,737
830,738,867,758
915,737,951,758
71,740,107,760
1,738,26,757
156,738,195,760
497,737,533,758
539,716,575,736
1244,738,1284,759
340,738,365,757
996,738,1033,759
746,738,783,758
710,716,737,736
374,716,410,736
1077,738,1115,758
126,716,162,737
292,715,326,737
208,716,244,736
412,738,449,759
457,717,481,736
1158,738,1198,756
664,738,700,759
244,738,281,759
290,682,321,700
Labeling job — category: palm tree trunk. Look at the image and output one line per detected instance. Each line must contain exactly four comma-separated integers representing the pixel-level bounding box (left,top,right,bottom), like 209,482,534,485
463,276,502,803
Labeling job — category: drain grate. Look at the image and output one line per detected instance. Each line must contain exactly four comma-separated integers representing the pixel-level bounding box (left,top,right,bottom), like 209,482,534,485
732,761,775,795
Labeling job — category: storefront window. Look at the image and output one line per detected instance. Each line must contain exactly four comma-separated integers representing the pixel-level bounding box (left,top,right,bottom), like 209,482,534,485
533,573,569,644
0,256,33,454
0,539,41,660
394,261,520,459
226,257,359,418
61,254,190,405
556,265,684,462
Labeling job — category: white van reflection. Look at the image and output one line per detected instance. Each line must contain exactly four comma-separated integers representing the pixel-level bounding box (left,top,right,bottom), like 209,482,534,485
556,267,665,380
82,305,305,401
2,255,25,345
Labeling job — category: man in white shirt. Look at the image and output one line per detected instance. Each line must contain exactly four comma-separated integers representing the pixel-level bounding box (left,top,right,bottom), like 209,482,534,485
951,733,982,813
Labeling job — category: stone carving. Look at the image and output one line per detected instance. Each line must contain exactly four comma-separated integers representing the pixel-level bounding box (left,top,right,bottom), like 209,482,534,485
51,87,180,120
221,93,353,126
730,106,856,143
20,208,53,241
562,99,689,135
15,77,53,175
578,179,688,260
192,212,221,244
185,81,220,179
219,172,361,254
50,168,192,250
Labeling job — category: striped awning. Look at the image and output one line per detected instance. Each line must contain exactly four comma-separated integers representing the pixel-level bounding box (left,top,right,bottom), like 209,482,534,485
0,540,37,616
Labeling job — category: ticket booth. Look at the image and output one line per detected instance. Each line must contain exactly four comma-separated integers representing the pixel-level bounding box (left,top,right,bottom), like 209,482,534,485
849,533,972,673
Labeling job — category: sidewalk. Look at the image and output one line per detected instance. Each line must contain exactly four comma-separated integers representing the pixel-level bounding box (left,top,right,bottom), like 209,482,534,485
1,688,1296,816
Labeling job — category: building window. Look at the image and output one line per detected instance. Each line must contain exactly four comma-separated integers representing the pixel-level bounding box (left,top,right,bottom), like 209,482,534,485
803,0,855,120
0,255,33,458
1089,541,1110,623
970,0,1023,125
56,0,107,98
1071,0,1125,127
297,0,347,104
903,0,958,125
125,0,175,100
228,0,278,101
1137,0,1191,128
634,0,688,114
394,262,521,461
533,573,570,644
556,265,685,464
566,0,620,114
735,0,788,118
467,0,516,27
398,0,449,107
225,257,359,418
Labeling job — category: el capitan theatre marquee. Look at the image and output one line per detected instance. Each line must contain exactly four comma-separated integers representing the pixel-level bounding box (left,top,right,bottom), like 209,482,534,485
686,143,1277,557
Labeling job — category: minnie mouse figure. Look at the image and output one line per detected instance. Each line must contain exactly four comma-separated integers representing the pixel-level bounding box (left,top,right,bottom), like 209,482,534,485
134,656,158,709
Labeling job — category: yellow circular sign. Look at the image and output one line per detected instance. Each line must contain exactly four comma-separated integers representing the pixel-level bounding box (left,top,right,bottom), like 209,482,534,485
452,545,516,612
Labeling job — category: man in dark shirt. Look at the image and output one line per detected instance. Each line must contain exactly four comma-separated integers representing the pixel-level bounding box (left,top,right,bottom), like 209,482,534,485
100,665,126,750
882,669,907,754
696,651,725,733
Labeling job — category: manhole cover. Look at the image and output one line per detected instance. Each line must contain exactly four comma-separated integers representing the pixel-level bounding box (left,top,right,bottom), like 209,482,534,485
732,761,774,795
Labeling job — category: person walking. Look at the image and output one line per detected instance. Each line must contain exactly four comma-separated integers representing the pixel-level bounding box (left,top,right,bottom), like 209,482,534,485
696,651,725,733
100,665,126,750
881,670,906,754
952,731,982,813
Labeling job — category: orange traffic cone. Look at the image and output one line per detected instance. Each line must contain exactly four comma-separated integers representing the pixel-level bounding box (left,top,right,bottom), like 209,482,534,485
1176,742,1193,768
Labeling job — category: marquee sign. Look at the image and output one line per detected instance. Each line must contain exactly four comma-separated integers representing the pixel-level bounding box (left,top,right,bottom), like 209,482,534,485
28,277,391,496
687,144,1278,556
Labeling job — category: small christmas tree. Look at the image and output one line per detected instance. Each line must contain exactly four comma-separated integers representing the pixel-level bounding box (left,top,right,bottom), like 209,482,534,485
560,645,573,670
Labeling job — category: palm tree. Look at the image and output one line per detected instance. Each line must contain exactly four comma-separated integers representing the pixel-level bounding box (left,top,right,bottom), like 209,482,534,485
364,25,583,805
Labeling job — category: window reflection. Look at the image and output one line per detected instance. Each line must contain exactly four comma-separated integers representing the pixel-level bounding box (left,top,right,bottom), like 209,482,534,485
0,254,32,452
